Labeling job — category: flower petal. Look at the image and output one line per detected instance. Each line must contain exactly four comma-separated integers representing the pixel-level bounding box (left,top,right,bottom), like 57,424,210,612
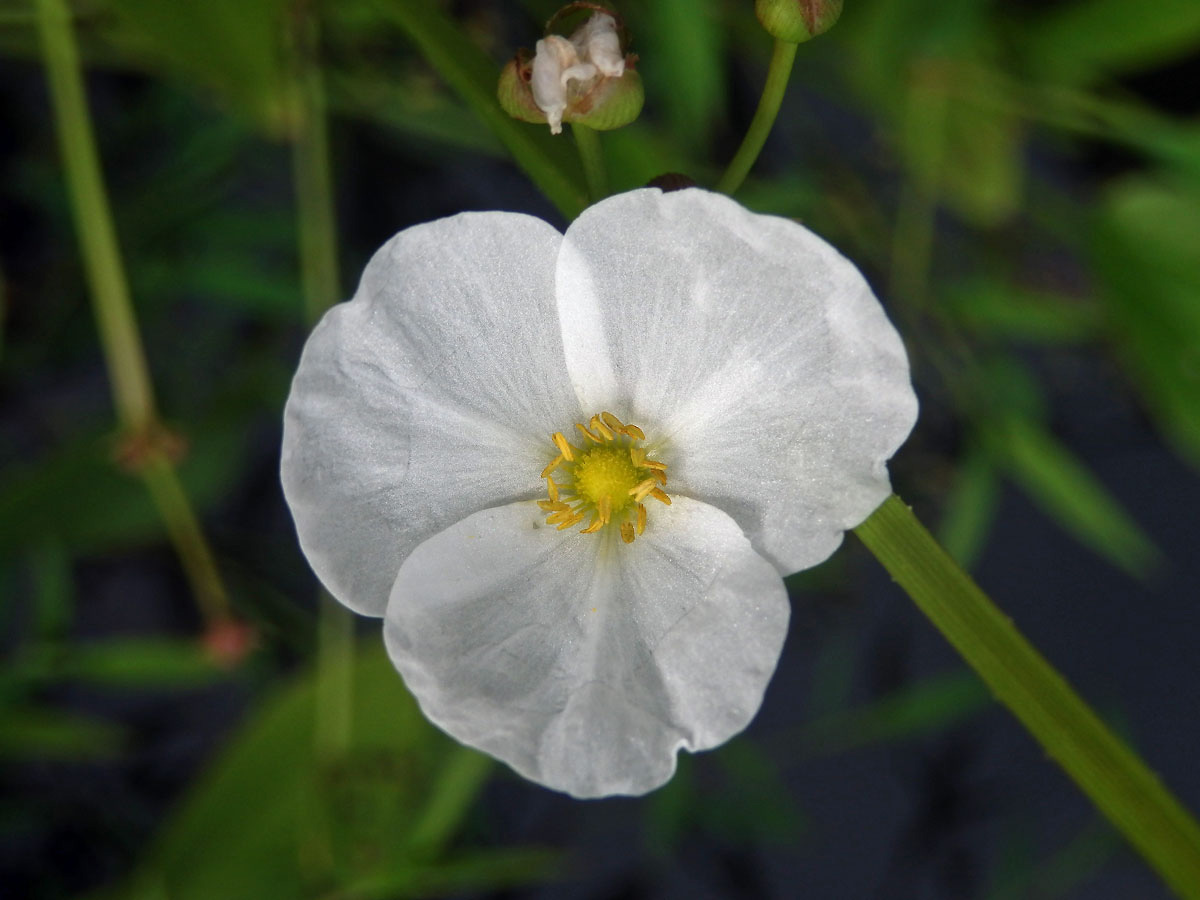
555,188,917,574
383,496,789,798
281,212,581,616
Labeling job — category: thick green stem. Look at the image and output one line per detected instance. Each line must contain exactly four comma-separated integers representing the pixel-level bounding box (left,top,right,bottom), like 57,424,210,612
715,38,797,196
35,0,230,623
571,123,607,203
855,495,1200,898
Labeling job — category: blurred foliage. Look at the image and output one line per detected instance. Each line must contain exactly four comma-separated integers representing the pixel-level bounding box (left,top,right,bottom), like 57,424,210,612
89,645,557,900
2,0,1200,896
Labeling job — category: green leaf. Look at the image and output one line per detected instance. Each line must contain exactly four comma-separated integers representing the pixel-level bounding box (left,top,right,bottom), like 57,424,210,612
374,0,586,219
987,819,1120,900
0,705,123,759
114,645,497,900
984,417,1161,577
99,0,291,133
633,0,725,146
799,669,991,755
1025,0,1200,85
945,281,1102,343
938,448,1000,569
1093,177,1200,469
709,739,806,844
899,56,1023,226
328,71,502,156
45,638,225,687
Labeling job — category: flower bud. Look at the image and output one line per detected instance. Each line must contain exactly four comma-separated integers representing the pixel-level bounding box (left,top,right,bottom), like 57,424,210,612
755,0,843,43
497,6,642,135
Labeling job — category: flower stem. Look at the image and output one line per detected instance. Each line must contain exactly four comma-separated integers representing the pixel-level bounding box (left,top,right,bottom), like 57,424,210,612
290,0,340,325
571,123,607,204
855,495,1200,898
715,38,798,196
288,0,354,761
140,454,228,622
34,0,155,433
34,0,231,623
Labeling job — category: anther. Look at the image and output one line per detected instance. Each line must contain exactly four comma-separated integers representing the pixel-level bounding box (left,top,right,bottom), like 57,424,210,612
541,455,563,478
629,478,657,501
649,487,671,505
601,411,625,433
590,415,614,440
552,432,574,461
620,522,635,543
636,503,646,534
575,422,601,443
624,424,645,440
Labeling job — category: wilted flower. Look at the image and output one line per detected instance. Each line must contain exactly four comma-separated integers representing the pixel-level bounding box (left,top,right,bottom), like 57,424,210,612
281,188,917,798
498,8,643,134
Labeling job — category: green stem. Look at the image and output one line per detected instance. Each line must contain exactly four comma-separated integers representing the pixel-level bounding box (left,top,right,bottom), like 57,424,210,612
313,589,354,757
289,1,354,760
571,123,607,203
855,495,1200,898
141,454,228,623
291,0,340,325
404,747,493,858
34,0,155,432
715,38,797,196
35,0,231,623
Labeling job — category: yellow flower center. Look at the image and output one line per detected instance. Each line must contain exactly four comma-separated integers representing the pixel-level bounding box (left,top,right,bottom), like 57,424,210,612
539,411,670,544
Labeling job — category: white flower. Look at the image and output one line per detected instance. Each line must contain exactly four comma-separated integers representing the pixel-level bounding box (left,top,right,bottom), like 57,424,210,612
280,188,917,798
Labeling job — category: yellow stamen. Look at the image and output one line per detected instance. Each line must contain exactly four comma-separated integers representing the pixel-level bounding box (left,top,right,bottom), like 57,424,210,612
590,415,614,441
541,455,563,478
537,412,670,544
629,478,657,502
575,422,601,443
552,432,574,461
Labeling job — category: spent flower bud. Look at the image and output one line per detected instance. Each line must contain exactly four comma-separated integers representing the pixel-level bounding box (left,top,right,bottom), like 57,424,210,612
755,0,843,43
498,6,642,135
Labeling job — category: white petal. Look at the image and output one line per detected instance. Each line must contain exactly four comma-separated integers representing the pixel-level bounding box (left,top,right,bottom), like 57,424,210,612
281,212,581,616
555,188,918,575
383,497,789,798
